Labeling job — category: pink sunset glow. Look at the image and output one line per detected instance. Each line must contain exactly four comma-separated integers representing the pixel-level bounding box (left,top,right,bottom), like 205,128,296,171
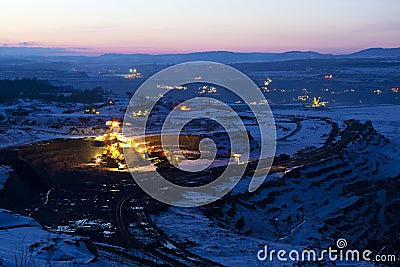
1,0,399,55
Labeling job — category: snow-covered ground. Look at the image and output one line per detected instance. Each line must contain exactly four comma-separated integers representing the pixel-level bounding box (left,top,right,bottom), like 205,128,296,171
0,209,110,266
1,98,399,266
153,207,374,267
0,98,128,148
273,104,400,146
275,118,330,156
152,207,289,266
152,104,399,267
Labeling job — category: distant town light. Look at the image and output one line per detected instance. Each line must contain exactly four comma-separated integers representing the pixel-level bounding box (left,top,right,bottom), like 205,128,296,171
127,68,141,79
179,105,192,111
262,77,272,92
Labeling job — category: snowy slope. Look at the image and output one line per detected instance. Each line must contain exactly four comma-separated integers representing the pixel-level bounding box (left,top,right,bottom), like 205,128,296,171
153,120,399,266
0,209,109,266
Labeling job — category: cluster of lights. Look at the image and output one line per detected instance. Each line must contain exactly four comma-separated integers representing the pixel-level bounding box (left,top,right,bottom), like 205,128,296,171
198,85,217,94
262,77,272,92
311,97,328,108
179,105,192,111
145,94,164,99
127,68,142,79
372,88,399,94
93,120,126,170
156,84,187,90
298,95,309,101
84,107,100,115
132,110,149,117
233,153,244,165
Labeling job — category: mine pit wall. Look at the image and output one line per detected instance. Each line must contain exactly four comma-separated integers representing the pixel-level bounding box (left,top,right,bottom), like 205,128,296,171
17,135,201,176
143,134,201,152
18,138,104,176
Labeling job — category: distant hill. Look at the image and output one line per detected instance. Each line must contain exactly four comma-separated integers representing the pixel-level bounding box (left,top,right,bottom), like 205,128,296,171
348,47,400,58
0,47,399,71
55,48,400,65
83,50,331,65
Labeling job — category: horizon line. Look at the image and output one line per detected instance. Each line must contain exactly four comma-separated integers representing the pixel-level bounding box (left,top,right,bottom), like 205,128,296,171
0,45,399,57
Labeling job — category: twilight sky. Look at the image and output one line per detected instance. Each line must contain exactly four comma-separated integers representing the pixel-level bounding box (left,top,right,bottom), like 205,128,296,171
1,0,399,55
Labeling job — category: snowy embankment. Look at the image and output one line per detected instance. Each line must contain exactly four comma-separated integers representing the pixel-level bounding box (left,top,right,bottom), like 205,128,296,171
0,209,107,266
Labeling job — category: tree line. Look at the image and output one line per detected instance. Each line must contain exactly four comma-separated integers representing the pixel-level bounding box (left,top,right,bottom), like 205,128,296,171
0,78,106,104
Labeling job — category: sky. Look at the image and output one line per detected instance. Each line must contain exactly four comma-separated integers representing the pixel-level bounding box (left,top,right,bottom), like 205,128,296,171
0,0,399,55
